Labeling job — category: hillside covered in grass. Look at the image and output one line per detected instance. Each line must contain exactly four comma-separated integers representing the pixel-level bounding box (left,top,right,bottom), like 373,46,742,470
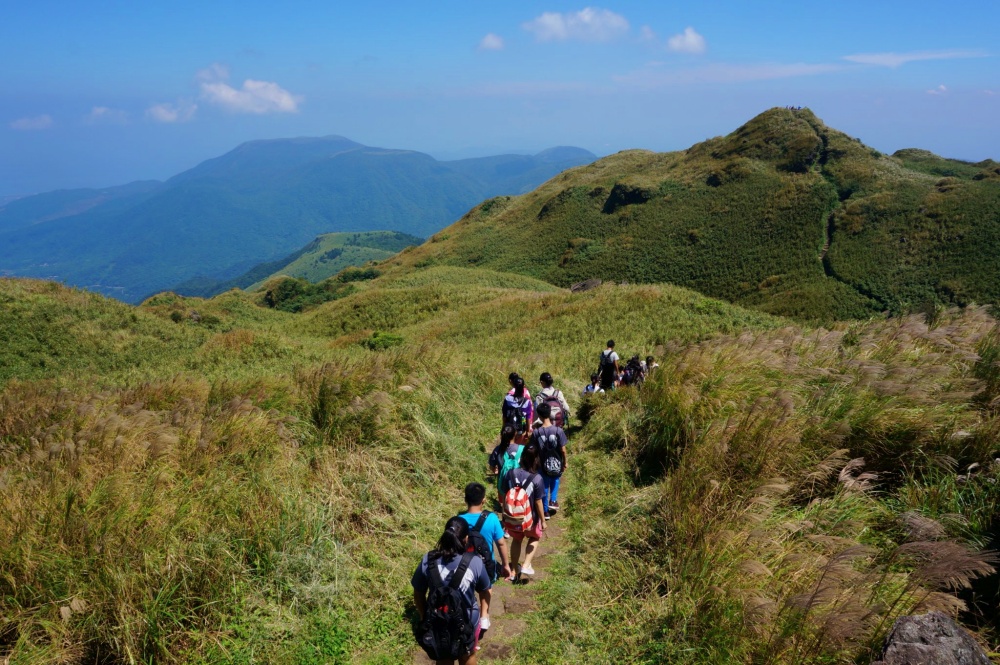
3,266,1000,664
170,231,423,298
390,107,1000,321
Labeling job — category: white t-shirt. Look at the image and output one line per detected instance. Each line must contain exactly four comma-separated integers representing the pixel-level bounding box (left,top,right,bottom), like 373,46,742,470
600,350,619,365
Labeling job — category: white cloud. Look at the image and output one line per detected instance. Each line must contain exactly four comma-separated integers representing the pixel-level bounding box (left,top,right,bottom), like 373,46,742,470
926,84,948,95
985,89,998,96
10,114,53,130
523,7,629,43
639,25,656,42
196,62,230,82
146,101,197,123
195,65,301,114
478,33,504,51
667,27,706,54
201,79,302,114
843,49,988,68
86,106,128,124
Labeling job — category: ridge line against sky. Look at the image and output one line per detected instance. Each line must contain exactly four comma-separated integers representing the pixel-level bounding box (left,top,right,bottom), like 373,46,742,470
2,1,998,196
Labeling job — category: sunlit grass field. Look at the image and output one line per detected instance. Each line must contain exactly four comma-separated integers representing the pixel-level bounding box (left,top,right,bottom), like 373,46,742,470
3,254,1000,663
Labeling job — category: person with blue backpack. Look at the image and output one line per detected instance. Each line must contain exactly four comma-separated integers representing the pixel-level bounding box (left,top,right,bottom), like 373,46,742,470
413,517,492,664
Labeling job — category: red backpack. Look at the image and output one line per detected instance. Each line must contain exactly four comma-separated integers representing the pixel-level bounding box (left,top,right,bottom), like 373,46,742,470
502,474,534,533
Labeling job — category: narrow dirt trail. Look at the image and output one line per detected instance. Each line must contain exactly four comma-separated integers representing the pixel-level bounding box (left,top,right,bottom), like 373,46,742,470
413,518,568,664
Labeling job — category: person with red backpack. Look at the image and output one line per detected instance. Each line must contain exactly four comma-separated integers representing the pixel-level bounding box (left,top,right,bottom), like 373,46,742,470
500,446,546,581
534,372,571,429
502,376,534,445
412,517,492,664
531,402,568,517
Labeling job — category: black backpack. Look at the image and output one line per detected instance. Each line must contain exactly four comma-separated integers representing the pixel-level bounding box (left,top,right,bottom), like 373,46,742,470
502,395,528,433
536,430,564,478
623,357,644,386
418,551,477,660
598,351,617,385
464,512,498,581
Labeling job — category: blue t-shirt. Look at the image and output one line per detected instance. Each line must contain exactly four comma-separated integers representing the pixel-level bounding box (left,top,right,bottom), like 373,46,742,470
412,552,491,627
458,511,505,568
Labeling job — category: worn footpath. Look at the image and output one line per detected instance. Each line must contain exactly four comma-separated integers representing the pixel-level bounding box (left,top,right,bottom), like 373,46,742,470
413,518,567,664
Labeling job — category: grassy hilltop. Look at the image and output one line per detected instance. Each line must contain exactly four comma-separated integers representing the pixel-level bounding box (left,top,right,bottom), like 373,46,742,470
3,262,1000,663
389,107,1000,321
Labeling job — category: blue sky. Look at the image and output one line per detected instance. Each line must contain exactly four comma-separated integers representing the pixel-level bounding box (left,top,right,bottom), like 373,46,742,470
2,1,998,195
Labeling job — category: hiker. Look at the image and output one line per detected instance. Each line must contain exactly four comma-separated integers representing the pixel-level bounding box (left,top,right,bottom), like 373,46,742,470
413,516,492,664
531,402,568,517
622,355,645,386
500,446,546,581
507,372,532,401
502,376,534,444
598,340,619,391
458,482,510,641
646,356,659,374
488,424,517,476
534,372,571,429
583,372,604,395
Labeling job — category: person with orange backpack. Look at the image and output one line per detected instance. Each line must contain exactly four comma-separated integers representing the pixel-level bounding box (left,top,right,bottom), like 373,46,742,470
534,372,571,429
499,446,545,581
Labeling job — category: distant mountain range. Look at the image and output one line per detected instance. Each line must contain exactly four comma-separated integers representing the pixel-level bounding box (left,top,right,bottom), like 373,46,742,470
0,138,595,302
390,108,1000,320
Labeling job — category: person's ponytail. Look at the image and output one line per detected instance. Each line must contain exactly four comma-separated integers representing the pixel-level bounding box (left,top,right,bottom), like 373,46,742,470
429,516,470,562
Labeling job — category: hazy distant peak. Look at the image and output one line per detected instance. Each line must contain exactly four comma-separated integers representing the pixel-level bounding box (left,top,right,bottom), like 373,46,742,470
534,146,598,163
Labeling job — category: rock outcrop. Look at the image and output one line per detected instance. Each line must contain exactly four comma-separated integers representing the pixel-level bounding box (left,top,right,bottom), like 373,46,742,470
873,611,991,665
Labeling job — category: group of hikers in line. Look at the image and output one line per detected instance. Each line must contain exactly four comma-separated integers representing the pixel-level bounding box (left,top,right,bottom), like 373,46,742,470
411,341,655,664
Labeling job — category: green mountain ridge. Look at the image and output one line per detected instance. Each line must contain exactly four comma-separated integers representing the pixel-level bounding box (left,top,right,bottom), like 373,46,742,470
0,138,596,302
388,107,1000,320
170,230,423,298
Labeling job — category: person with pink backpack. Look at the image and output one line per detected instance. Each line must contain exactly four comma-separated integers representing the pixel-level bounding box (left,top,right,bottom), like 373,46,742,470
499,446,545,581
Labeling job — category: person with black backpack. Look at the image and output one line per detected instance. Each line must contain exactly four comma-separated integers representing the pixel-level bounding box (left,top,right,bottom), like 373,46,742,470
534,372,571,429
502,376,534,445
531,402,568,517
598,340,620,391
622,355,645,387
412,516,492,664
457,483,510,641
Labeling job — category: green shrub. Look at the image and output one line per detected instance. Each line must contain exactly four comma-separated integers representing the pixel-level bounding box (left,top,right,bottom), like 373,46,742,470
361,331,404,351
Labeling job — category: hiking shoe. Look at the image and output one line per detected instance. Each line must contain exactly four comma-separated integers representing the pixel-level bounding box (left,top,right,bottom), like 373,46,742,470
520,564,535,576
544,513,551,520
549,501,559,513
503,530,511,539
